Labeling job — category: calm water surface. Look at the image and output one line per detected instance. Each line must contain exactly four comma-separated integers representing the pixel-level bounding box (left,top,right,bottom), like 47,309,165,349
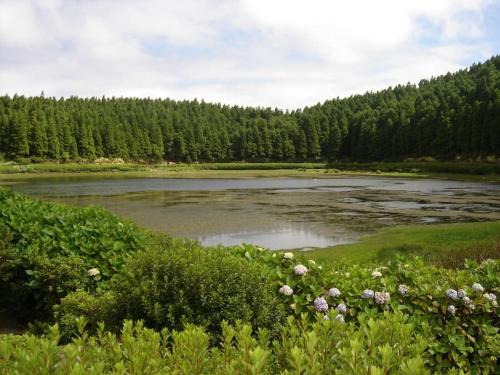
6,176,500,250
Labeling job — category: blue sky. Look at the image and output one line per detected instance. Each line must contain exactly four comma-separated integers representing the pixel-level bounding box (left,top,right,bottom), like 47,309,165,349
0,0,498,108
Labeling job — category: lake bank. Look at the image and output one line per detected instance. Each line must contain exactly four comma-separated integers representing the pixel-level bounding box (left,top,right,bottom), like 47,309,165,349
305,220,500,263
1,161,500,182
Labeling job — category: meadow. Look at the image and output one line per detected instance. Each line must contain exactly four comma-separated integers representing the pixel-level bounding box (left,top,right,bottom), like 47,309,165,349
0,187,498,373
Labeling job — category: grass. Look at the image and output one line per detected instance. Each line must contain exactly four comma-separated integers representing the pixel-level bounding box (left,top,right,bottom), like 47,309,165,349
1,161,500,182
306,221,500,264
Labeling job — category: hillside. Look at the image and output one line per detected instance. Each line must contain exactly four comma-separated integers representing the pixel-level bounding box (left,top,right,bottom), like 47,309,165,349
1,56,499,163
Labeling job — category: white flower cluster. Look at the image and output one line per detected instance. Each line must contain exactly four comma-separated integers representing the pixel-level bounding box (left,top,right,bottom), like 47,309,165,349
472,283,484,293
483,293,497,305
398,284,409,296
336,303,347,315
362,289,375,299
447,305,456,315
446,289,459,301
374,292,390,305
462,296,475,311
328,287,341,298
293,264,308,276
457,289,467,299
283,252,294,260
371,271,382,278
87,268,100,277
279,285,293,296
335,314,345,323
314,297,328,312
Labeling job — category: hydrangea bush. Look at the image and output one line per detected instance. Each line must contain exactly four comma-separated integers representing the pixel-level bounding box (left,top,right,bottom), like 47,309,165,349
229,245,499,371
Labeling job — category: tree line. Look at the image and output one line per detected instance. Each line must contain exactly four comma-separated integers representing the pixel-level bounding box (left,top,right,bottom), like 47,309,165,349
0,56,499,163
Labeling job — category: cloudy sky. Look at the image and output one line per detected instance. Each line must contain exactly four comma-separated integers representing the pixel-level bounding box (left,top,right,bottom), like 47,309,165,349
0,0,499,109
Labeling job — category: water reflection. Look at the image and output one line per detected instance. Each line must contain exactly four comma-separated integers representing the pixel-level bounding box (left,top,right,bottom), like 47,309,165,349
200,226,353,250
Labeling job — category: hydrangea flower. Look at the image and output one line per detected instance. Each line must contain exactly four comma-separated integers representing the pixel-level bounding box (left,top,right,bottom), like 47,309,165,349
308,259,316,265
87,268,100,277
279,285,293,296
457,289,467,299
314,297,328,312
374,292,390,305
328,287,341,298
290,303,296,310
484,293,497,302
293,264,308,276
362,289,375,299
323,314,330,321
447,305,456,315
283,252,294,260
472,283,484,293
462,296,471,304
398,284,409,296
336,303,347,315
344,272,350,277
371,271,382,278
335,314,345,323
446,289,459,301
465,302,475,311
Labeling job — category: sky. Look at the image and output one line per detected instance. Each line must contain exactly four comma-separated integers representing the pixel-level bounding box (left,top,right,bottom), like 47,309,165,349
0,0,499,109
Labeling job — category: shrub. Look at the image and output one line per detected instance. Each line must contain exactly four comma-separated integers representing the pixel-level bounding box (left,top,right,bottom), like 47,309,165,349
53,290,120,338
56,238,287,336
0,314,434,374
0,188,145,321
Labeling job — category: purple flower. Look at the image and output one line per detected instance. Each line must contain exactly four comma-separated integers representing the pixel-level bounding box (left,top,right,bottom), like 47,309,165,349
293,264,308,276
314,297,328,312
336,303,347,315
446,289,458,301
374,292,390,305
398,284,409,296
362,289,375,299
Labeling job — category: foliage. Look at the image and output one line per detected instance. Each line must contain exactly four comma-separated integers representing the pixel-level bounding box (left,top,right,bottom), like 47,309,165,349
307,220,500,263
0,188,145,321
0,315,435,374
56,238,287,337
1,56,500,163
0,190,499,372
235,247,500,372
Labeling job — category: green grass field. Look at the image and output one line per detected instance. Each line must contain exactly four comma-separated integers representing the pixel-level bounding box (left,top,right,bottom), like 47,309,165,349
306,221,500,264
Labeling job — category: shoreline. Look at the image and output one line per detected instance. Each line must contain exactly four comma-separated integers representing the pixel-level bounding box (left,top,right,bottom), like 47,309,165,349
1,161,500,182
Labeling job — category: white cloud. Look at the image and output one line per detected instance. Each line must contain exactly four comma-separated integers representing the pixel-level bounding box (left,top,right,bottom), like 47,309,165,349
0,0,496,108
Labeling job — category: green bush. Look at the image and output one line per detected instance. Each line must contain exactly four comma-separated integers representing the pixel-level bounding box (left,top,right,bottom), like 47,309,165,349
57,238,286,336
0,314,437,374
0,188,145,321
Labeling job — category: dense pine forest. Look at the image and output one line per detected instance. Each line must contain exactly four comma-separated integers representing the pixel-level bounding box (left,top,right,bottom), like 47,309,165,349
0,56,499,163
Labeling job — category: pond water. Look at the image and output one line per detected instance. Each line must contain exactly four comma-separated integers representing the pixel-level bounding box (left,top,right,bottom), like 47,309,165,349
5,176,500,250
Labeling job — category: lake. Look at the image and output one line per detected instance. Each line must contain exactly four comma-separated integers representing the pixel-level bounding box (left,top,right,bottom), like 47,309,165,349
5,176,500,250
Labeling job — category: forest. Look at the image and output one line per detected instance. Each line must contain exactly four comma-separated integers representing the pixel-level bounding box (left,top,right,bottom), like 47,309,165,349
0,56,499,163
